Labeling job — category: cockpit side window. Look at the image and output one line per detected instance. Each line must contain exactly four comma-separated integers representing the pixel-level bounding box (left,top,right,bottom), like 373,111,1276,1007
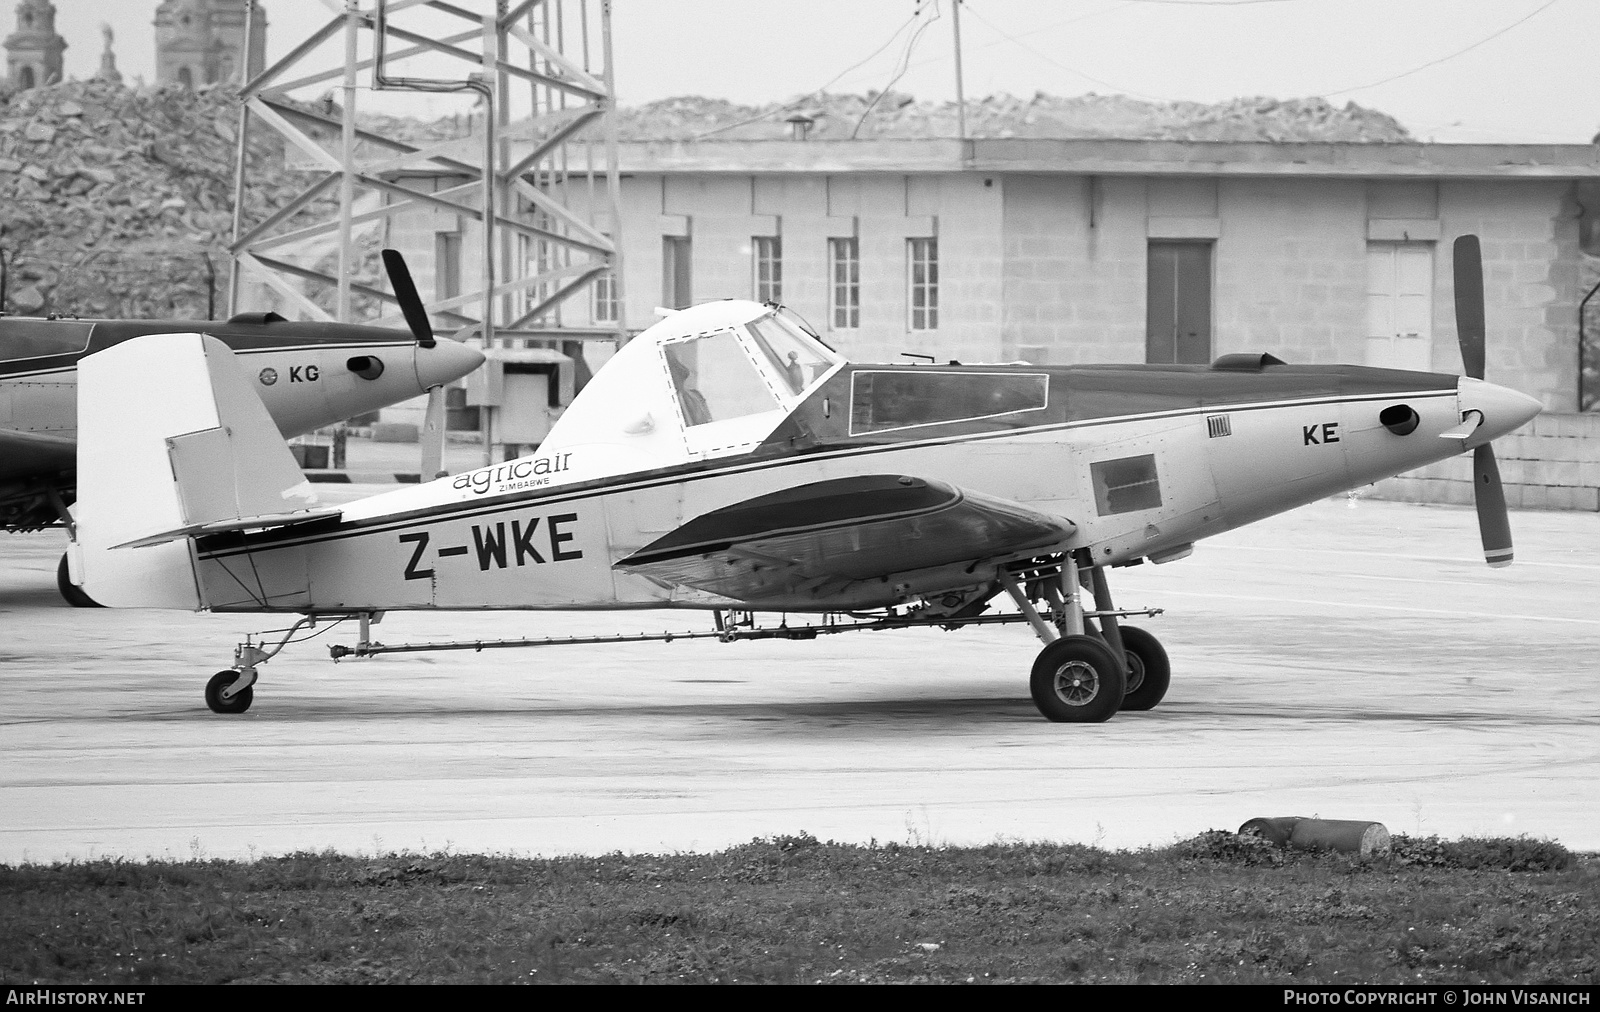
850,370,1050,435
0,320,94,363
663,330,780,427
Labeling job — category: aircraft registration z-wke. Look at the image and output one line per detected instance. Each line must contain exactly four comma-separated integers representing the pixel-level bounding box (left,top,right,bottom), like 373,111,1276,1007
73,236,1541,723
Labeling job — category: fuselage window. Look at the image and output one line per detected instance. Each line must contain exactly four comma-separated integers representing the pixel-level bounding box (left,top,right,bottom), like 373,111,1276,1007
849,370,1049,435
0,320,95,363
663,330,780,427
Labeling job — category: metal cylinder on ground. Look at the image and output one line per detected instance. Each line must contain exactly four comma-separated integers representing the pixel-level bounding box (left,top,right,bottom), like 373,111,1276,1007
1239,817,1391,856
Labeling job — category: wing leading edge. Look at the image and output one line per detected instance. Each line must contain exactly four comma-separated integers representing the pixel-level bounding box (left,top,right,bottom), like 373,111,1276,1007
616,474,1075,605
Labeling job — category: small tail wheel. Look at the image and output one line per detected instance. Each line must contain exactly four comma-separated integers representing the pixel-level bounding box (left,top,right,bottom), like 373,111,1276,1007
56,554,102,609
1117,625,1171,712
1029,635,1125,723
205,670,254,714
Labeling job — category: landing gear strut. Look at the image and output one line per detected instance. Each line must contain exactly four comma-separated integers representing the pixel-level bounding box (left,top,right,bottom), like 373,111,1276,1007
1002,551,1167,723
202,614,364,714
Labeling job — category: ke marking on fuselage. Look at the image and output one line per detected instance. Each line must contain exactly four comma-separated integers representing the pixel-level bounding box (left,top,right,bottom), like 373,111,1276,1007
1303,422,1341,445
67,237,1544,725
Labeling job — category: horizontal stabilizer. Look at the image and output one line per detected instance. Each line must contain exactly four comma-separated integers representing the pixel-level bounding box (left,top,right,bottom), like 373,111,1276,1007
618,474,1074,602
113,507,342,550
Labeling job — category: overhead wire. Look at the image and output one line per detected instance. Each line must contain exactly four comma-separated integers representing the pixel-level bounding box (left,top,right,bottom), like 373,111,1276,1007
692,6,924,140
851,0,946,138
961,1,1175,101
1320,0,1562,96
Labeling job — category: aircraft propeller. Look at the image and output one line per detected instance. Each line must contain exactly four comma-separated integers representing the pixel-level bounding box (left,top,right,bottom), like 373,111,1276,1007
1450,235,1513,568
381,248,437,349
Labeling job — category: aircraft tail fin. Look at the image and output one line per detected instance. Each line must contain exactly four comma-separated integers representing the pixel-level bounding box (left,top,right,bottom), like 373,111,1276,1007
75,333,328,607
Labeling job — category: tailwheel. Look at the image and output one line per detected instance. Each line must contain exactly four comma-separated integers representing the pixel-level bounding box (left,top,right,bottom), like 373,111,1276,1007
1117,625,1171,712
1029,635,1125,723
56,554,102,608
205,670,254,715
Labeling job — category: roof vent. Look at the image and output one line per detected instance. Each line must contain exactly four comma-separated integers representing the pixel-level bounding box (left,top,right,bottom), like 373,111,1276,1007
786,113,814,141
1211,352,1287,372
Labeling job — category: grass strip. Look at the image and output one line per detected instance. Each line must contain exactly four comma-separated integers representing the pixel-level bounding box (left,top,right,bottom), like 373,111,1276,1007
2,832,1595,984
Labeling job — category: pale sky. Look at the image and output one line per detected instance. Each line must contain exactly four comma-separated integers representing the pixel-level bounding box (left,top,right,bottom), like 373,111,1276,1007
23,0,1600,144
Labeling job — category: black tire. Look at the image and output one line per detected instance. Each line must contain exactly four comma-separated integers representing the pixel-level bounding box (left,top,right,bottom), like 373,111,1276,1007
1029,635,1125,723
205,670,254,714
57,554,102,608
1117,625,1171,712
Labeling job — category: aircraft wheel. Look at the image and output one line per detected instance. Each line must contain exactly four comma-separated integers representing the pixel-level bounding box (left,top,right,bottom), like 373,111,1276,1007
205,670,254,715
1029,635,1125,723
56,554,102,608
1117,625,1171,712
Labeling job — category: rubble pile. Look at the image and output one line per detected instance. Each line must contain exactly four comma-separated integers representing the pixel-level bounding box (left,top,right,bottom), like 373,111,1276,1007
615,90,1414,144
0,79,329,319
0,79,1410,318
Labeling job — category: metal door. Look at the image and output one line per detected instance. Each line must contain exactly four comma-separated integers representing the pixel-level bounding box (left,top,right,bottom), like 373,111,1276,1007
1365,243,1433,371
1146,241,1212,365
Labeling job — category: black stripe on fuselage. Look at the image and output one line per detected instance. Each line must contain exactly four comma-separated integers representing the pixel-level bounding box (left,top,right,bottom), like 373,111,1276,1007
195,377,1458,561
0,318,415,379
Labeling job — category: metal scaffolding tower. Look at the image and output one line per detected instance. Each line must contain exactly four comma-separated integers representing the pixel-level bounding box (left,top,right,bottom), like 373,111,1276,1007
227,0,626,350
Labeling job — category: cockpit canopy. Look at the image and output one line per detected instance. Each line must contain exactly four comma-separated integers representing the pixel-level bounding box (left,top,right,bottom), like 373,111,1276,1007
661,310,837,428
536,301,844,472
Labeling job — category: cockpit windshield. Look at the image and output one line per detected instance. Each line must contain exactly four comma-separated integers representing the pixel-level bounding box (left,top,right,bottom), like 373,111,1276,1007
745,313,835,396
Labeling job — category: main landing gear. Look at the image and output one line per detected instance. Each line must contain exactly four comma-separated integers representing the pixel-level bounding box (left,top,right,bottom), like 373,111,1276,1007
1001,551,1170,723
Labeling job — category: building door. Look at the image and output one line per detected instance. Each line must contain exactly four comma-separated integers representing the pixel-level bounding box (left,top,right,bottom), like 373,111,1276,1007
1365,243,1433,371
1146,241,1212,364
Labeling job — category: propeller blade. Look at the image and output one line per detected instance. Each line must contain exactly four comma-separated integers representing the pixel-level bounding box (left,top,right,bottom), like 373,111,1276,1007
1453,235,1485,380
382,248,436,349
1474,443,1513,567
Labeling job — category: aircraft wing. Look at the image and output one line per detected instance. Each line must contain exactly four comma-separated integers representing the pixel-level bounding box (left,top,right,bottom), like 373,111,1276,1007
0,427,75,482
615,474,1074,602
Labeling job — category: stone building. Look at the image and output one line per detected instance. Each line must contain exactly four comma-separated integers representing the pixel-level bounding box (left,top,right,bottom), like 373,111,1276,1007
4,0,64,90
154,0,267,87
379,135,1600,507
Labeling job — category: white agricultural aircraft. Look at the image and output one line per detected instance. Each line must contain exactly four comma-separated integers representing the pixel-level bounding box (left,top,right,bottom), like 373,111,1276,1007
71,236,1542,723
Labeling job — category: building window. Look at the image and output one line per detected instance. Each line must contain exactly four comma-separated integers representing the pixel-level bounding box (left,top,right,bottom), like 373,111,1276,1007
435,232,461,303
593,267,618,322
663,236,691,309
18,66,34,90
753,236,782,304
829,237,859,330
908,237,938,331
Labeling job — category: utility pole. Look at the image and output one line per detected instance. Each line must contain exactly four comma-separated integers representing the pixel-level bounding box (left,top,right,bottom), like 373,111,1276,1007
951,0,967,141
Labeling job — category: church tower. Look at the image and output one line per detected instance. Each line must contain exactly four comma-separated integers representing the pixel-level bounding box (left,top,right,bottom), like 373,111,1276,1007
207,0,267,84
155,0,266,87
5,0,67,91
